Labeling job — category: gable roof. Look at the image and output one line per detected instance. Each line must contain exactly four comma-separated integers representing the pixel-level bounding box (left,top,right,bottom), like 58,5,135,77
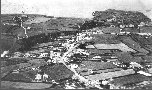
80,61,117,70
110,74,150,86
140,26,152,33
102,27,120,34
122,28,140,33
94,43,136,52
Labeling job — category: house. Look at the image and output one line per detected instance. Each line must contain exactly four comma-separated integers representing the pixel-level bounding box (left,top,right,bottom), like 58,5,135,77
86,48,112,54
43,64,74,81
121,28,140,34
87,55,102,61
140,26,152,34
119,36,149,54
115,52,144,63
107,17,116,22
92,55,102,59
84,69,135,81
38,52,49,58
1,51,9,57
109,74,151,87
119,25,125,28
12,27,27,39
79,61,117,71
86,45,96,49
93,43,136,52
148,68,152,73
101,27,120,34
74,49,89,55
106,59,118,62
138,22,146,27
142,56,152,63
2,72,32,82
128,24,135,28
78,68,123,77
90,34,121,44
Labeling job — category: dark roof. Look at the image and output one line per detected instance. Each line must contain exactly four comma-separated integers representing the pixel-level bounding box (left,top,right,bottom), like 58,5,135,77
42,64,74,81
115,52,144,63
80,61,117,70
142,56,152,63
140,26,152,33
79,68,122,76
122,28,140,33
2,73,32,82
130,34,152,45
90,34,121,44
102,27,120,34
15,27,26,38
91,34,118,39
1,65,18,78
110,74,151,86
118,35,149,53
87,49,112,54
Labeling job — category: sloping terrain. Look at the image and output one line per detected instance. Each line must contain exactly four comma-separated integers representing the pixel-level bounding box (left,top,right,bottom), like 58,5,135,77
1,9,152,89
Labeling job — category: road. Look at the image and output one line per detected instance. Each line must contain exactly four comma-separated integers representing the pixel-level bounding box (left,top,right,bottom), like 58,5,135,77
59,34,103,89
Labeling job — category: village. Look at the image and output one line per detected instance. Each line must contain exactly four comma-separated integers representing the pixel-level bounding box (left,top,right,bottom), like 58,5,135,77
1,9,152,89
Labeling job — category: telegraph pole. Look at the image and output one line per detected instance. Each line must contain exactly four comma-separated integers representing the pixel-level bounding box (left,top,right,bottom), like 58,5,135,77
21,11,28,38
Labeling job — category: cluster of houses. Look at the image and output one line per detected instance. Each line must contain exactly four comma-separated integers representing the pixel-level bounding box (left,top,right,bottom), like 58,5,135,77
2,13,152,89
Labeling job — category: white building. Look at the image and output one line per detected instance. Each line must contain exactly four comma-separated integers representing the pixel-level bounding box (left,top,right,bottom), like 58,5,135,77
137,71,152,76
1,50,9,57
35,74,42,82
38,52,49,58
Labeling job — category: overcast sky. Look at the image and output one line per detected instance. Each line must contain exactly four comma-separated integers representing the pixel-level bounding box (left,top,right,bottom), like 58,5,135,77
1,0,152,19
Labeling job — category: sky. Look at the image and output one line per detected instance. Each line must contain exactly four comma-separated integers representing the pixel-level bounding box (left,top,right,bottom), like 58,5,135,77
1,0,152,19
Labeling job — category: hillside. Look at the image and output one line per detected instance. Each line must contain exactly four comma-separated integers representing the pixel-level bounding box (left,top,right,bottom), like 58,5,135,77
1,9,152,89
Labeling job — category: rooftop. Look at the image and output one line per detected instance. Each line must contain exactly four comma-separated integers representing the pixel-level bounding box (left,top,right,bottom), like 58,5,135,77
110,74,152,86
140,26,152,33
102,27,120,34
80,61,117,70
94,43,136,52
